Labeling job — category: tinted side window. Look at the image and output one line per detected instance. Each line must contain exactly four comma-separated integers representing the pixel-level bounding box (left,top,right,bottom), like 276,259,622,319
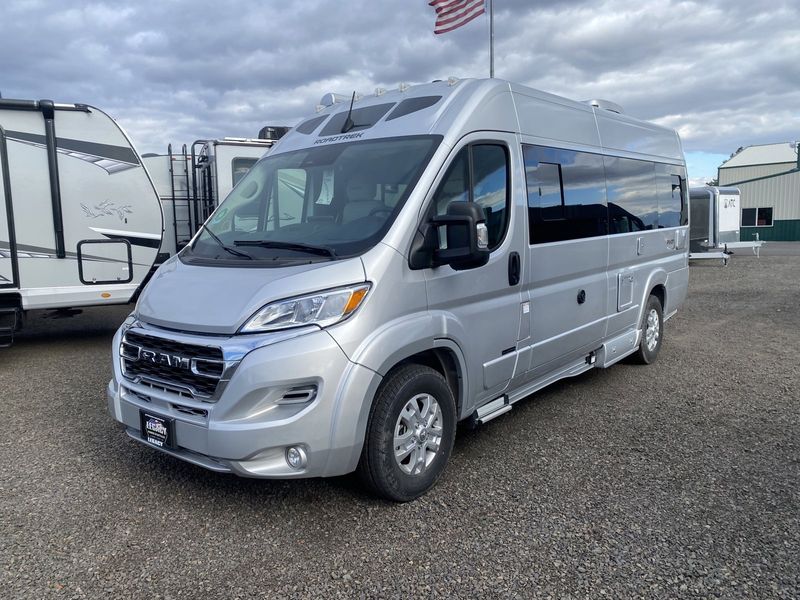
605,156,658,233
472,145,509,249
524,145,607,244
432,148,469,216
432,144,509,250
656,164,682,228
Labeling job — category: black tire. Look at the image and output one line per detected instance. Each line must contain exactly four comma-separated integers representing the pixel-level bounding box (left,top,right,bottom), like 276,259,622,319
631,294,663,364
357,364,456,502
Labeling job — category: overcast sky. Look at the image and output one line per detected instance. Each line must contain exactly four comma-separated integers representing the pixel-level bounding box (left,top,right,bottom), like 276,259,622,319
1,0,798,184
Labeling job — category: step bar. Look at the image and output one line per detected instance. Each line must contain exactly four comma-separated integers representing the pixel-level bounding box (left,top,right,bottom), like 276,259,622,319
472,353,598,425
0,306,21,347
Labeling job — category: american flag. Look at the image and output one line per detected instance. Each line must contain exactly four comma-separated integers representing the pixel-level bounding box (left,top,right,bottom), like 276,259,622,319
429,0,486,34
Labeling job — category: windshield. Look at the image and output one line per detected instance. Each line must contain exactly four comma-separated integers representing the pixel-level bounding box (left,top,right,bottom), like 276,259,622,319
183,136,441,265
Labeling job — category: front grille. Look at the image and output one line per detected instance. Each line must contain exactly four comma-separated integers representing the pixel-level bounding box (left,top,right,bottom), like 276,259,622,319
121,331,224,399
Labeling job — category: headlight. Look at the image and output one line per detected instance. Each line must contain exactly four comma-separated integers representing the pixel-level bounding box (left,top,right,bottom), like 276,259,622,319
240,283,371,333
120,312,137,331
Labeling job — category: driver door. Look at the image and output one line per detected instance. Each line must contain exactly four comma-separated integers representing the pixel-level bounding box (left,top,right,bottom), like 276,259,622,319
423,134,526,415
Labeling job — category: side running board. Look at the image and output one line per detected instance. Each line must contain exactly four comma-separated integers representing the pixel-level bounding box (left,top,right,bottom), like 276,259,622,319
473,395,511,425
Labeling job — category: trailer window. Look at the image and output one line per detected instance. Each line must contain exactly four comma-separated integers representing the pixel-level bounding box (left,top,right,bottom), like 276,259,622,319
742,207,772,227
431,144,509,250
232,158,258,186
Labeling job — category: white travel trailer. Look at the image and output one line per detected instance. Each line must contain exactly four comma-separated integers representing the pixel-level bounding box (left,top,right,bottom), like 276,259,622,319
689,186,763,264
0,98,162,346
108,78,689,501
143,128,287,260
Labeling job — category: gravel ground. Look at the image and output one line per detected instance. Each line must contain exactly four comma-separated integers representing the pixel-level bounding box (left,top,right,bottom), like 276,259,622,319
1,251,798,599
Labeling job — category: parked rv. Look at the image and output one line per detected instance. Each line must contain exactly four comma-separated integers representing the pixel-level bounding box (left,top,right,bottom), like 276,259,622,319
108,78,689,501
689,186,763,264
143,128,288,261
0,98,162,346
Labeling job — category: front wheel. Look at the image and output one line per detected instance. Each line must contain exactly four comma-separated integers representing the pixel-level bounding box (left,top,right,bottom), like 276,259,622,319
357,364,456,502
632,294,663,364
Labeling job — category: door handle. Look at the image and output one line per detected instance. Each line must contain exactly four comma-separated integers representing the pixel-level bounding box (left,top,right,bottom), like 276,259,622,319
508,252,520,286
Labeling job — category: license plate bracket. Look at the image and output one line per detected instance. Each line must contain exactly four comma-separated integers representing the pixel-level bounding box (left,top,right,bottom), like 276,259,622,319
139,410,176,449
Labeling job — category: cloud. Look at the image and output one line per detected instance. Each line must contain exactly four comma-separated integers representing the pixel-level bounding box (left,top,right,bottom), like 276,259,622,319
1,0,797,181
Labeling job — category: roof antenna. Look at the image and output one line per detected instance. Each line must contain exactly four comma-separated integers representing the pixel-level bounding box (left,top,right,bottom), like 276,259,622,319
341,91,357,134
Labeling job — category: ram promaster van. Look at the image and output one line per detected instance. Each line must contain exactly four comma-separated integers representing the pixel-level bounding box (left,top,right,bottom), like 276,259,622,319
108,78,689,501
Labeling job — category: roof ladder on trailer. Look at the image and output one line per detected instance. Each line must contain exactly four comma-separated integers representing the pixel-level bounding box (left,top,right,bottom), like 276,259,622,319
168,144,194,250
190,140,215,239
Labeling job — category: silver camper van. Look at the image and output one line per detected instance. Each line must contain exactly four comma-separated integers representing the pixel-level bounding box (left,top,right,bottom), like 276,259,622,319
108,78,689,501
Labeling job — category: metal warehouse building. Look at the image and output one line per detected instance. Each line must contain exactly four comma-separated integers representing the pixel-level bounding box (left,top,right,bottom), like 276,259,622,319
718,143,800,241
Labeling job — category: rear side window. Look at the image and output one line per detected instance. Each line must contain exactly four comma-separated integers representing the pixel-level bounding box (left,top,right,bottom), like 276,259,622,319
656,164,686,228
431,144,509,250
524,145,607,244
605,156,658,233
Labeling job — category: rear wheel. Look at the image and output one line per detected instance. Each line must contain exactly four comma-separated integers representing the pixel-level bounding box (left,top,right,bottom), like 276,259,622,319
632,294,663,364
357,364,456,502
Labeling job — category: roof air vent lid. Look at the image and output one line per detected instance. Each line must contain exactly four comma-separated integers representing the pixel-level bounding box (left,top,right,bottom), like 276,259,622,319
584,99,624,114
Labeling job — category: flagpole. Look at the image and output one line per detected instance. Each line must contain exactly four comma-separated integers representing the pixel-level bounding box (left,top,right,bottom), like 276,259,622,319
489,0,494,78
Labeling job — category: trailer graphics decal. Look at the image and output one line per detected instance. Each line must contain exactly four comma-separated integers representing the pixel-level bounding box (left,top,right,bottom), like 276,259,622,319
81,200,133,221
89,227,162,249
0,240,153,265
5,130,140,174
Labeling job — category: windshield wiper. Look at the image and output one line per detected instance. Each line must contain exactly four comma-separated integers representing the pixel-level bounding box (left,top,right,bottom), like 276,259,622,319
233,240,336,257
198,225,253,259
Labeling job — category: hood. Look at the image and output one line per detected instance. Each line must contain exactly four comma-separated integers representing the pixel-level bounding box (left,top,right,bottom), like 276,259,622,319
136,256,366,334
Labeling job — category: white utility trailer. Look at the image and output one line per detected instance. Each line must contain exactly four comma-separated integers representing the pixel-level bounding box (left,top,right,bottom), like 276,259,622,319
0,98,163,346
689,186,764,265
142,126,288,261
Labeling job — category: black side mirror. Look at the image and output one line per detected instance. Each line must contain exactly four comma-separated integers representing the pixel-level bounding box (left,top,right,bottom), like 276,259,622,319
408,202,491,271
430,202,490,270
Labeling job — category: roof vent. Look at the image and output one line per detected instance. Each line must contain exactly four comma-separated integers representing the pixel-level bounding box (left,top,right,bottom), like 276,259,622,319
258,125,290,141
319,92,353,108
584,99,624,114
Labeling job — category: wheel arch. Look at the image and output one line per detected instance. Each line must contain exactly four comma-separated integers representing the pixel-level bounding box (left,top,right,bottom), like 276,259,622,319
638,269,668,325
328,336,469,476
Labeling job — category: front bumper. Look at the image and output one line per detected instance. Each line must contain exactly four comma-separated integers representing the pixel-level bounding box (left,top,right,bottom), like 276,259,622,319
107,323,380,478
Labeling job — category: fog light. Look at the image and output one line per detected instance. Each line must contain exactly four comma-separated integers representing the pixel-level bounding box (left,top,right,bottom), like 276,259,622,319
285,446,307,470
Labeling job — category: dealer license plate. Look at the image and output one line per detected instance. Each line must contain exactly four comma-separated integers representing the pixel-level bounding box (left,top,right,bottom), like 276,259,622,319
140,411,175,449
